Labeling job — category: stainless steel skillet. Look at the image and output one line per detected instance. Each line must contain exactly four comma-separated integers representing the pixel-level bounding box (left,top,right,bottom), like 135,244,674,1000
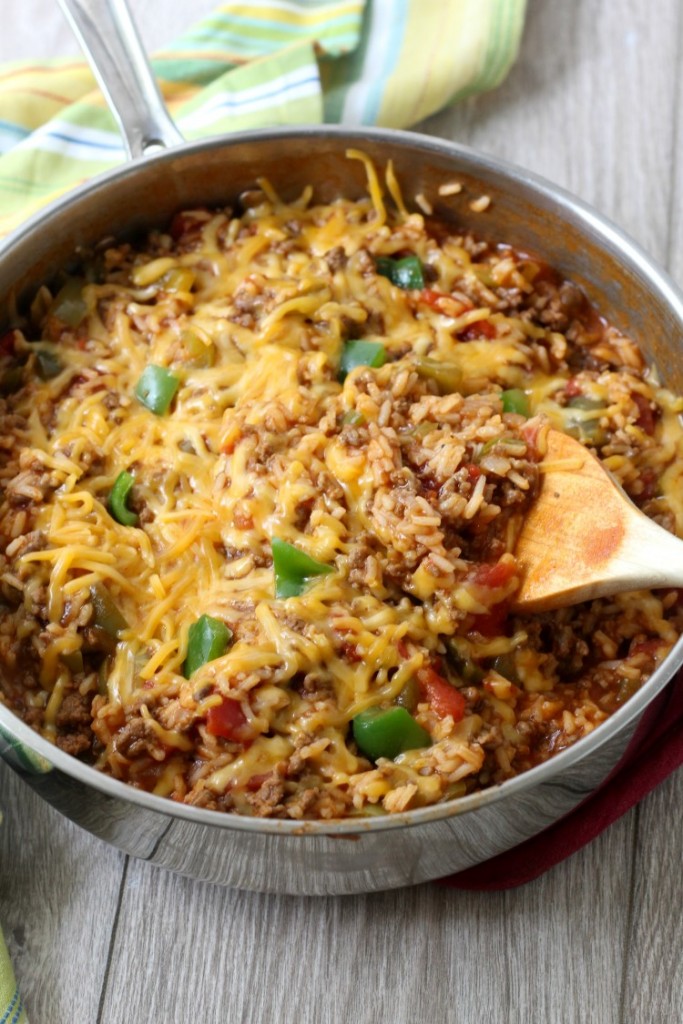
0,0,681,895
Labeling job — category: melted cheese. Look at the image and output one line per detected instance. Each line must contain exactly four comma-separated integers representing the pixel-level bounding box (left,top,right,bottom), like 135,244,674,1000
3,158,683,812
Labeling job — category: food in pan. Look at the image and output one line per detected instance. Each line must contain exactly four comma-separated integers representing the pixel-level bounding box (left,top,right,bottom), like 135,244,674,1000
0,154,681,819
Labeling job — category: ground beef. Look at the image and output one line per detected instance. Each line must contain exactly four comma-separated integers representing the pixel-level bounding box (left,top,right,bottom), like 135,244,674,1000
244,767,286,816
324,246,347,272
54,691,93,757
111,717,152,759
1,179,681,823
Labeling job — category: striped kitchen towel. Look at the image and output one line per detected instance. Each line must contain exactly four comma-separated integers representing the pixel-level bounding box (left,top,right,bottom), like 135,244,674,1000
0,935,25,1024
0,811,26,1024
0,2,526,1018
0,0,527,238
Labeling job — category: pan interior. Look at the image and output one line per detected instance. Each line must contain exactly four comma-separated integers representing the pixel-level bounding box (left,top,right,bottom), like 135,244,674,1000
1,129,680,388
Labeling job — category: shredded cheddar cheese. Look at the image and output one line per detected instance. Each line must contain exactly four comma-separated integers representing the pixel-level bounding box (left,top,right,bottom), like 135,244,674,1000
0,157,682,820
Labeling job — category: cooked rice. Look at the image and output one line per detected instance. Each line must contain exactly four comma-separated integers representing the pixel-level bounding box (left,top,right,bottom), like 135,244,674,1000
438,182,463,197
0,158,682,820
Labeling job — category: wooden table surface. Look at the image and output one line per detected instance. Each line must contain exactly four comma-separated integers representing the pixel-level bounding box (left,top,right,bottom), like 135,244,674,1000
1,1,682,1021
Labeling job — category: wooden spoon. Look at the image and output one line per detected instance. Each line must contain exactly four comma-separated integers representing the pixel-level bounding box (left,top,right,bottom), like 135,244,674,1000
511,428,683,612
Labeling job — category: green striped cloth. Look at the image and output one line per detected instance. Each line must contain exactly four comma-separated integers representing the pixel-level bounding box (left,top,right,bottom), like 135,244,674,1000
0,0,526,236
0,933,25,1024
0,1,526,1018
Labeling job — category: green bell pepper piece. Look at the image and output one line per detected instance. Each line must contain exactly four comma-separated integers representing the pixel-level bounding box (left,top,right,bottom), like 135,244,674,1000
500,388,530,417
89,583,128,637
394,678,421,713
135,365,180,415
35,349,62,380
181,328,215,368
51,277,86,328
109,470,138,527
352,706,431,762
376,254,425,290
271,538,334,599
478,434,528,460
566,395,604,411
415,357,462,394
339,340,386,381
341,409,365,426
564,395,606,445
445,638,485,684
491,652,520,683
183,614,233,678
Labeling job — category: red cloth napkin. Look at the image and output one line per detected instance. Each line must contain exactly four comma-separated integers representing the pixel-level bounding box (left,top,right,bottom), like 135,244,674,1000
441,671,683,890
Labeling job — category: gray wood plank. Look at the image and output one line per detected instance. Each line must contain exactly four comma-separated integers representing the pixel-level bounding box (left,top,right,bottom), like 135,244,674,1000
98,863,510,1024
0,762,125,1024
420,0,680,263
622,6,683,1019
502,818,636,1024
98,818,634,1024
623,776,683,1024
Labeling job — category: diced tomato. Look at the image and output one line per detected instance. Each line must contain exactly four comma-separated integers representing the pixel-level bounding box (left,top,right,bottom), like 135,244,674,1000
170,212,192,240
458,318,497,341
341,641,362,663
169,210,207,242
464,463,482,482
417,665,466,722
246,772,270,792
564,377,582,399
419,289,473,316
471,560,517,589
0,329,16,356
632,392,656,435
421,288,450,309
468,601,510,639
334,624,364,663
206,698,251,742
628,638,663,659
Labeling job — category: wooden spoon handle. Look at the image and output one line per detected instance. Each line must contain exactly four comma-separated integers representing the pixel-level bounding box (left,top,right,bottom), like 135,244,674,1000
512,430,683,612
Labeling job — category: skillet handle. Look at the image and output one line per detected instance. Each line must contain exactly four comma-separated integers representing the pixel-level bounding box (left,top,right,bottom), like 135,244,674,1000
57,0,184,160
